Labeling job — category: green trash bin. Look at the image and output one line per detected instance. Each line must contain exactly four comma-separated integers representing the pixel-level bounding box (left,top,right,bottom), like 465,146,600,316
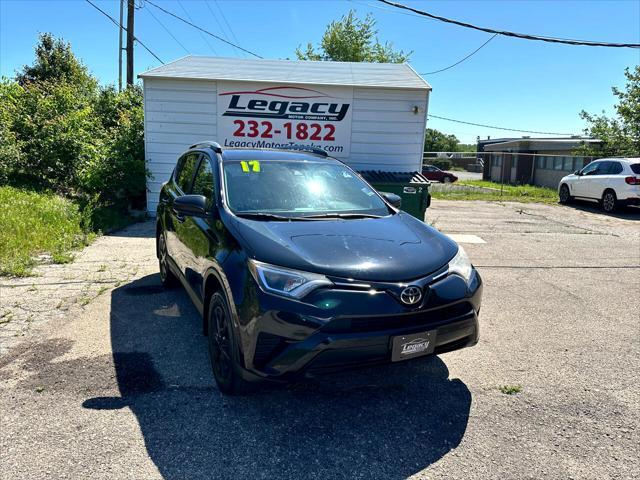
359,170,431,221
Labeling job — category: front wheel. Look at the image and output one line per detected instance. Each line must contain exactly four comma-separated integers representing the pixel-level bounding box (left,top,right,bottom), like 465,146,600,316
158,232,177,287
601,190,617,213
443,176,452,184
207,292,254,395
559,184,573,204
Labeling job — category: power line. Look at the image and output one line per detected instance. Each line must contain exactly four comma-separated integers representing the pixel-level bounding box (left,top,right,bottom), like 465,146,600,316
421,33,498,75
146,0,263,58
145,4,189,54
428,114,576,136
378,0,640,48
203,0,237,56
85,0,164,64
176,0,218,55
212,0,245,57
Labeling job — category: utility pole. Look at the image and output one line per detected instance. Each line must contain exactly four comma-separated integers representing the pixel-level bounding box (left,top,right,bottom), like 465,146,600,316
118,0,124,92
126,0,135,87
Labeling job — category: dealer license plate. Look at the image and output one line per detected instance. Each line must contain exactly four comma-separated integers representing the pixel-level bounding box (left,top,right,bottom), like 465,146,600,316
391,330,436,362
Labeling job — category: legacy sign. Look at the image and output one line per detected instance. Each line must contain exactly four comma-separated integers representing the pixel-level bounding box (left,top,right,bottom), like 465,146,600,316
217,81,353,157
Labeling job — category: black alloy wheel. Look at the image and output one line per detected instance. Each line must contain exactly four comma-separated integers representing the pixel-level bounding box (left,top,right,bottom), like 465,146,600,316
158,232,176,287
207,292,253,395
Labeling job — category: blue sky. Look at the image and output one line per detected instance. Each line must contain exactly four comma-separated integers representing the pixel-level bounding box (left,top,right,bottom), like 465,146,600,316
1,0,639,143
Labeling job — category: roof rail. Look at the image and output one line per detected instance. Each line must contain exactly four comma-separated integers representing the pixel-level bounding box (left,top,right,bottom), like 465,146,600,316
189,140,222,153
273,145,328,157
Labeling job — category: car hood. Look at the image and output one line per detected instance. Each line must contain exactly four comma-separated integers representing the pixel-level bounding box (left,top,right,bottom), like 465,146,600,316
229,212,458,282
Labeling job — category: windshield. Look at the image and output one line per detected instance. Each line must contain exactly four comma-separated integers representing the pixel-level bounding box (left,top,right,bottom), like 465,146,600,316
222,160,390,218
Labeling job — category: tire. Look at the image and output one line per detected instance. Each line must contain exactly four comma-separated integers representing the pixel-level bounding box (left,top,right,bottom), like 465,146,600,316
443,176,452,184
559,184,573,204
601,189,617,213
207,292,254,395
158,232,177,287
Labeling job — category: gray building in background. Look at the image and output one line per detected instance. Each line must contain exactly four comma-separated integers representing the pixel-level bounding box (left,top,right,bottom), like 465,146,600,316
480,137,602,189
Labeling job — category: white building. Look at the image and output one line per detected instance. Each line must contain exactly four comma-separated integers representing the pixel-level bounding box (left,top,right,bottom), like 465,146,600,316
139,56,431,213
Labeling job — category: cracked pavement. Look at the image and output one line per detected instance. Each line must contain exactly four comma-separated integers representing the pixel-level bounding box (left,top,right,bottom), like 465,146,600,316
0,201,638,479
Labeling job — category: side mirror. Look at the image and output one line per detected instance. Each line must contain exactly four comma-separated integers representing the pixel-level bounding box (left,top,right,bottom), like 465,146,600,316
381,192,402,209
574,170,582,175
174,194,207,217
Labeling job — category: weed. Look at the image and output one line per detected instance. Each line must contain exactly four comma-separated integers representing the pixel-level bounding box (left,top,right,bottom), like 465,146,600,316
431,180,557,205
97,264,107,272
499,384,523,395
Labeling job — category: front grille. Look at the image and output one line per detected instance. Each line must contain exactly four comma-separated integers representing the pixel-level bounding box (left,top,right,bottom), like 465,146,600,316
322,302,473,334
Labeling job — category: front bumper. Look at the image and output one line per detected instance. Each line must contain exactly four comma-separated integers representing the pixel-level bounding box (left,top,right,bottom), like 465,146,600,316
233,268,483,382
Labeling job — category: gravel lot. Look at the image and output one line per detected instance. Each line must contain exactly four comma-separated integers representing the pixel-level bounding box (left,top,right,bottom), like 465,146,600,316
1,200,638,479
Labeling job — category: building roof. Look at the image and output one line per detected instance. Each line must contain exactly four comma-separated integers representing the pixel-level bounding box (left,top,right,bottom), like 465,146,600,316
139,55,431,90
483,137,601,152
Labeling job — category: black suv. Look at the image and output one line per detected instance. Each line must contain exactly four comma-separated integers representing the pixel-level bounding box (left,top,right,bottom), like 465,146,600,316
157,142,482,394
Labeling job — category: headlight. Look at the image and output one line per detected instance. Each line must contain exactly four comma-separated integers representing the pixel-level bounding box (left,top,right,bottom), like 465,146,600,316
248,259,332,299
448,246,473,284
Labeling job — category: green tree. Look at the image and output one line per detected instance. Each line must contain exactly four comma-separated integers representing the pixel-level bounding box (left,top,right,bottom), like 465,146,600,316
423,128,459,152
296,10,409,63
2,33,147,212
577,65,640,156
16,33,97,94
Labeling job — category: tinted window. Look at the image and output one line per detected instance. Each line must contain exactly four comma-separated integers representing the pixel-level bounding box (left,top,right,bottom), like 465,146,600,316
175,154,199,193
192,157,215,209
596,161,612,175
223,160,389,217
631,164,640,174
581,162,599,176
608,162,623,174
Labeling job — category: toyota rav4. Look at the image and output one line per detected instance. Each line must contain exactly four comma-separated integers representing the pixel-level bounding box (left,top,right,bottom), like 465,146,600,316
156,142,483,394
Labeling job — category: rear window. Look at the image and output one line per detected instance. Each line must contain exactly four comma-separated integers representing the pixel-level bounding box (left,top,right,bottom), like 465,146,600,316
608,162,623,174
631,164,640,174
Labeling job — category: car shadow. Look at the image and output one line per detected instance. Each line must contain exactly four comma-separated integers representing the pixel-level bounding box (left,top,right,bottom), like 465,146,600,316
83,274,472,479
565,199,640,220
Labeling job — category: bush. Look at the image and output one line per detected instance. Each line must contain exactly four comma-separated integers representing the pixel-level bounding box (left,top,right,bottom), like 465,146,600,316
79,85,147,209
1,34,148,215
0,187,91,276
431,158,452,171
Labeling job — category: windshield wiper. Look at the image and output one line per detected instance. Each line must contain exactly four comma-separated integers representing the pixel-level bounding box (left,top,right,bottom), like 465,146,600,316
297,213,384,219
235,212,309,221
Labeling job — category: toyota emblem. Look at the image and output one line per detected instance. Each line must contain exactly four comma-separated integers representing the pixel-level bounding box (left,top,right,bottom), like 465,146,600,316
400,286,422,305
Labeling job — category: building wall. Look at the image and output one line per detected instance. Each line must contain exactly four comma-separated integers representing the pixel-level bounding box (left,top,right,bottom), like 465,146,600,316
143,78,428,213
533,169,568,189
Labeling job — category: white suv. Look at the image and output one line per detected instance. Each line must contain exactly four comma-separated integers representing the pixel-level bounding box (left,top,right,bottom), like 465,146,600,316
558,158,640,212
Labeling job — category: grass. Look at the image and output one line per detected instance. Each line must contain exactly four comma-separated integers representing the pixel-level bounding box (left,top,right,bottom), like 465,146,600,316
431,180,558,205
499,384,523,395
0,187,92,277
0,187,141,277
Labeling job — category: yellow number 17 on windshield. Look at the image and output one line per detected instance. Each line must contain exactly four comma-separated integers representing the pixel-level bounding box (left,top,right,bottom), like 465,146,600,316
240,160,261,172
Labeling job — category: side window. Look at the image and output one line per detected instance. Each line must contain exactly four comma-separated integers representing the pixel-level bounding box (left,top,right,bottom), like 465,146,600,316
608,162,623,175
596,161,612,175
175,153,200,193
192,156,216,209
581,162,600,176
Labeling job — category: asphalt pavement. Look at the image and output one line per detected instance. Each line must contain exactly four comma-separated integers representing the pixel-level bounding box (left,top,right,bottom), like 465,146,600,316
1,200,638,479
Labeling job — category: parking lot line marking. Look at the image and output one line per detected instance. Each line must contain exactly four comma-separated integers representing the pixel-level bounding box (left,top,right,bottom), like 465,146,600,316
446,234,486,244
